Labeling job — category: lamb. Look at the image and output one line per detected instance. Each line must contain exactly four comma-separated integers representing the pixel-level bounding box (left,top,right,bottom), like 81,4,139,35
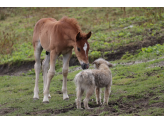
74,58,113,109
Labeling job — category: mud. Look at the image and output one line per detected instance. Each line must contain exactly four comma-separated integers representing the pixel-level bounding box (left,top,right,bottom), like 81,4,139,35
0,108,17,116
27,103,77,115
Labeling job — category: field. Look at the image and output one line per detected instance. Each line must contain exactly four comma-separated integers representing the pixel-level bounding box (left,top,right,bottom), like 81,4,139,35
0,7,164,116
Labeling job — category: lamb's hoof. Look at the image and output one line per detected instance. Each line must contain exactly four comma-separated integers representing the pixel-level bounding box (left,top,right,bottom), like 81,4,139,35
102,103,108,106
43,101,49,103
48,94,51,98
33,98,39,100
86,107,93,110
77,108,83,110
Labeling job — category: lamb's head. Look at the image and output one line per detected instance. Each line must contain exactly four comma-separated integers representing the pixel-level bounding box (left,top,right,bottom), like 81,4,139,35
92,58,113,69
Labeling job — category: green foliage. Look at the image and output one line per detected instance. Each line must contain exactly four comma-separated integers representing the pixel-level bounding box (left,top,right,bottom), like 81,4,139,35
120,44,164,62
140,44,164,56
89,51,101,59
0,42,34,65
121,52,134,60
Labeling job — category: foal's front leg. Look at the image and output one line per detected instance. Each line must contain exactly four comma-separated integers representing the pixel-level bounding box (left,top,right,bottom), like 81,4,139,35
62,51,72,100
43,50,58,103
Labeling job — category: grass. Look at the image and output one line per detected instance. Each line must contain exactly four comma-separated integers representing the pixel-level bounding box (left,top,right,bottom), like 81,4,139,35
0,56,164,116
1,7,164,116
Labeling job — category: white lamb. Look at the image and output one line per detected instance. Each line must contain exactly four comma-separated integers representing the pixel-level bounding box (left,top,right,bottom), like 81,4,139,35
74,58,113,109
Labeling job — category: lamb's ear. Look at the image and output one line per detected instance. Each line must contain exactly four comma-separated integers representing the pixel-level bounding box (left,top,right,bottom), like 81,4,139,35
93,61,100,68
92,61,96,64
107,62,113,67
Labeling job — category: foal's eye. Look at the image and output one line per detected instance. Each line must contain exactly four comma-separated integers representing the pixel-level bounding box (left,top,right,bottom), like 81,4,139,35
77,47,80,52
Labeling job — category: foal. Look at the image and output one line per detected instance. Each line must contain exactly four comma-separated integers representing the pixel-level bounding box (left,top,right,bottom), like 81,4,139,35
32,17,91,103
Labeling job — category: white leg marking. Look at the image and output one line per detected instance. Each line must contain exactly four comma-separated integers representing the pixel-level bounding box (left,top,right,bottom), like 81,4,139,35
43,52,58,103
33,41,43,99
42,53,51,98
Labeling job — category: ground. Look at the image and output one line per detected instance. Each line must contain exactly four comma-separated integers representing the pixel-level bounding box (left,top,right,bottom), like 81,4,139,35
0,7,164,116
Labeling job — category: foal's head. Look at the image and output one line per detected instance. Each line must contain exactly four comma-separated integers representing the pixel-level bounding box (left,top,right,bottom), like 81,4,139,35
74,31,91,70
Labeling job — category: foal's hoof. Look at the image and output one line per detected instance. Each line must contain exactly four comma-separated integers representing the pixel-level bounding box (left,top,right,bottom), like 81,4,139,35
63,97,69,101
63,95,69,100
43,101,49,103
48,94,51,98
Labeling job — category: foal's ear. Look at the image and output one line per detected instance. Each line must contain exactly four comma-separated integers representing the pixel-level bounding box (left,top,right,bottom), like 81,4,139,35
86,31,92,39
76,32,82,41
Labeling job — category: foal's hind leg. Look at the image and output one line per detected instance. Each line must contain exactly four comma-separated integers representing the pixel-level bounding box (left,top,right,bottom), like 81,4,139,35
62,51,72,100
33,41,43,100
42,52,51,98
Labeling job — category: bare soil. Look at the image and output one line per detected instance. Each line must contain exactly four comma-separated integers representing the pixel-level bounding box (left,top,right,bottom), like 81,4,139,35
0,61,35,76
0,108,17,116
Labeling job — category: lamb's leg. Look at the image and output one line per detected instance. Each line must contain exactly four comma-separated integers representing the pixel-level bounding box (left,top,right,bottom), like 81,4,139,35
103,85,111,105
84,87,94,109
95,87,102,105
75,88,84,109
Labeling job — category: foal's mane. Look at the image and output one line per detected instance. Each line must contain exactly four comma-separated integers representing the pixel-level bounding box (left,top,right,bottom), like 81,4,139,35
59,16,83,34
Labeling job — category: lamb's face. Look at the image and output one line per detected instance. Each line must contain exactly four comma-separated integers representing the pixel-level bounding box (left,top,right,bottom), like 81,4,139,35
93,58,112,69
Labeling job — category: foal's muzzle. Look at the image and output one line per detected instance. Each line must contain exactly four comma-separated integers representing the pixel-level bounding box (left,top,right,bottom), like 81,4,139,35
81,63,89,70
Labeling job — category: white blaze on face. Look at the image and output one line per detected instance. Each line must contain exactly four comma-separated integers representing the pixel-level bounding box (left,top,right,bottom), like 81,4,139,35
83,43,87,56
